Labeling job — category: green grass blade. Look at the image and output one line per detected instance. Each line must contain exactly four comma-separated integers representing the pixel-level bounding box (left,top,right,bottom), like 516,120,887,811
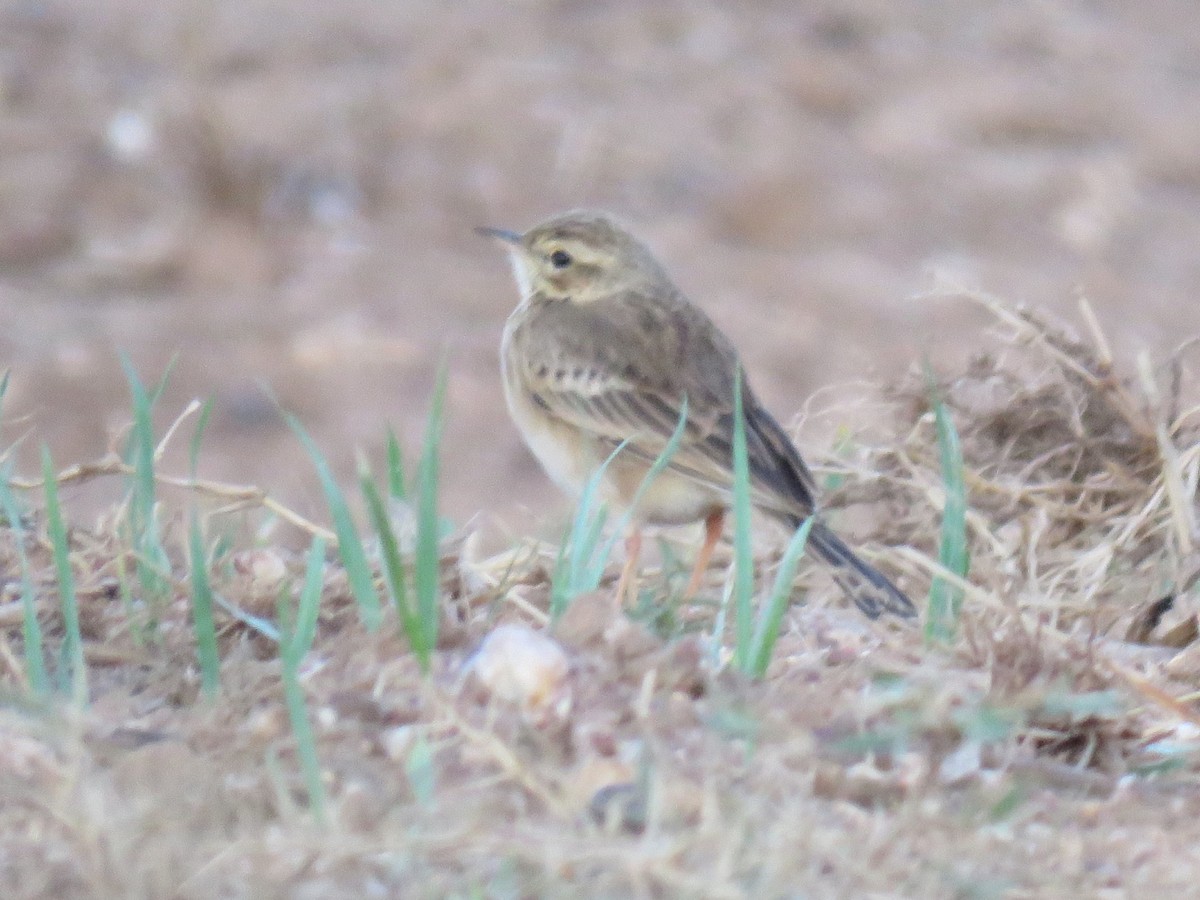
42,446,87,704
0,376,46,694
821,428,853,493
280,665,325,823
414,366,448,662
117,353,173,611
280,536,328,823
286,413,381,631
186,391,220,695
551,398,690,619
189,396,215,477
0,368,9,438
214,593,280,643
113,553,145,646
565,441,623,594
730,368,755,670
747,516,814,678
599,398,690,569
575,494,611,590
405,733,437,806
117,353,157,527
188,511,221,698
0,468,48,695
548,440,623,618
361,461,430,670
291,537,326,658
924,364,969,644
146,352,179,409
548,521,574,622
710,574,734,670
386,426,407,501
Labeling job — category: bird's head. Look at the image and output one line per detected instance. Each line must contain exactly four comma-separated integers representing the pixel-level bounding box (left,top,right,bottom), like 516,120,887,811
478,210,669,303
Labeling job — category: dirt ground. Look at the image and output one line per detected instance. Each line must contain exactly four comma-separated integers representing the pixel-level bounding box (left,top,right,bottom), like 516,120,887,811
3,0,1200,529
3,0,1200,897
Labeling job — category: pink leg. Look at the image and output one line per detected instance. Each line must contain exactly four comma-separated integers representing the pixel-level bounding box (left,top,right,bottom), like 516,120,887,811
613,529,643,608
683,509,725,600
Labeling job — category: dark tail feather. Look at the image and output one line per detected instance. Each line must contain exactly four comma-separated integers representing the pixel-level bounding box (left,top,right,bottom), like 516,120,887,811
804,522,917,620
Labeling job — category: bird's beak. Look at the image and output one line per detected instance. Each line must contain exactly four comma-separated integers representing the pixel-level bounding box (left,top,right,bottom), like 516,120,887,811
474,226,523,246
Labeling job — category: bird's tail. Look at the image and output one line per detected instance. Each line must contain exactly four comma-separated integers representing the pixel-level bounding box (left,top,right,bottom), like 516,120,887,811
804,521,917,620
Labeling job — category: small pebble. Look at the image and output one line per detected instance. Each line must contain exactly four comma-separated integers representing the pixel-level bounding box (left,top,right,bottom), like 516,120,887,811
468,623,570,718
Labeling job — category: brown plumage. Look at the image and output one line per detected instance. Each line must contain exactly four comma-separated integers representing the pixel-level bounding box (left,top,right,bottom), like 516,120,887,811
480,210,915,620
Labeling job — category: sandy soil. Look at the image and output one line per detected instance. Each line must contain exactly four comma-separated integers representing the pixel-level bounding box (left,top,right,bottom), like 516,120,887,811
3,0,1199,532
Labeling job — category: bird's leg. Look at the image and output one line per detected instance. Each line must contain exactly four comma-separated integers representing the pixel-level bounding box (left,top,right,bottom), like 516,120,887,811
682,509,725,600
613,528,643,608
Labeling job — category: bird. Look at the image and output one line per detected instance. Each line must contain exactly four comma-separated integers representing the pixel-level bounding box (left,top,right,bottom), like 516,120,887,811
478,209,916,620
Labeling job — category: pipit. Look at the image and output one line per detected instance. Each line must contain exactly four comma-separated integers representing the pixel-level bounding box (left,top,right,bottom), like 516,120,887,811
479,210,916,620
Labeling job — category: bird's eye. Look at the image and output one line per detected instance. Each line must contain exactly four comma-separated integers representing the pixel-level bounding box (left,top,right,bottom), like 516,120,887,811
549,249,573,269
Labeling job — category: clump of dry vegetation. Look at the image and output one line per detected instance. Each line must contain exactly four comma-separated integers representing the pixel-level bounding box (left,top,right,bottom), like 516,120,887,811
1,295,1199,898
874,292,1196,627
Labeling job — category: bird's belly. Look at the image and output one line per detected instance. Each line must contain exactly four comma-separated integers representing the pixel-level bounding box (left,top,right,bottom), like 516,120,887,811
504,378,719,524
502,369,594,498
518,415,594,498
627,472,721,525
606,453,723,526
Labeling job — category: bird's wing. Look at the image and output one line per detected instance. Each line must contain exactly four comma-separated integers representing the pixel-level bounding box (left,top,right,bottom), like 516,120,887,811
509,292,819,518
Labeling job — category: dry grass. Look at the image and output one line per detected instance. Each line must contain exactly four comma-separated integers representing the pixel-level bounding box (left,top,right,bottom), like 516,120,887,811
2,295,1200,898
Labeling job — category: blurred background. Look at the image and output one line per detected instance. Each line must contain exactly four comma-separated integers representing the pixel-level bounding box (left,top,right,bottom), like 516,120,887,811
2,0,1198,537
